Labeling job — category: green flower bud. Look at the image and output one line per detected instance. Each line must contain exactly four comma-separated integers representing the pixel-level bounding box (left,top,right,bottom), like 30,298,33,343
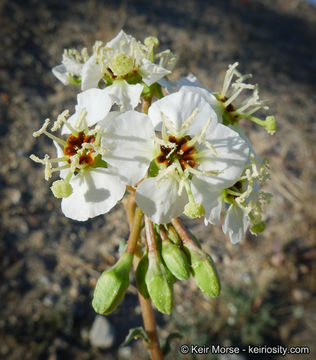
92,252,133,315
51,179,73,198
166,225,181,246
135,253,150,299
145,253,173,314
184,243,220,297
161,241,190,280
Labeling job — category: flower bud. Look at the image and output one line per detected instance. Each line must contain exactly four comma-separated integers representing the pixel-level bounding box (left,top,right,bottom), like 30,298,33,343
166,224,181,246
145,253,173,314
184,243,220,297
161,240,190,280
92,252,133,315
135,253,150,299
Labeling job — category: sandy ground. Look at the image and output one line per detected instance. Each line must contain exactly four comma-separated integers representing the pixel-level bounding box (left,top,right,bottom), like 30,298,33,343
0,0,315,359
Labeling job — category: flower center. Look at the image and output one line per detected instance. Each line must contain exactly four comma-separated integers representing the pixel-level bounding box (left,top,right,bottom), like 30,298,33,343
64,131,96,167
108,53,134,77
156,135,196,171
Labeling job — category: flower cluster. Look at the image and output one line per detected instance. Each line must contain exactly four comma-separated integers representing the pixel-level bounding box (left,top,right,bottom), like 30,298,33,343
31,30,275,315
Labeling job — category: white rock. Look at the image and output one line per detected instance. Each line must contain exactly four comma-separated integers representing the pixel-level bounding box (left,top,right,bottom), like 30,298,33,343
89,315,115,349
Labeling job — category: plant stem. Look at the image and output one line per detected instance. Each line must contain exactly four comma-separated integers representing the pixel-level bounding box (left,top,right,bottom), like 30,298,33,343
144,216,158,254
171,217,195,246
126,206,143,255
137,292,164,360
123,191,136,229
142,97,152,114
124,193,163,359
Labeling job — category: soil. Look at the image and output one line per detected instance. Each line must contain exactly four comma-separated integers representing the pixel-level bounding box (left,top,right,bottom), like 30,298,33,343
0,0,315,359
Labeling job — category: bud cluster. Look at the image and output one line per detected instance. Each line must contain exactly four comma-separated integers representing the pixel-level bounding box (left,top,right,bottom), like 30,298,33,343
93,220,220,315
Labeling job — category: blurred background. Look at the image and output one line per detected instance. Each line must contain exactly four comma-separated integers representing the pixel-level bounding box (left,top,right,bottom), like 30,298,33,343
0,0,315,359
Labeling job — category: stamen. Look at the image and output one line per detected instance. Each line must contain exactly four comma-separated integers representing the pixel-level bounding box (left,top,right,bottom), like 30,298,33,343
161,112,178,136
224,85,250,107
42,155,52,180
154,163,178,187
221,62,239,97
81,47,89,62
48,156,69,163
52,110,79,136
186,166,220,177
75,108,87,130
33,119,50,137
51,164,71,173
181,108,200,133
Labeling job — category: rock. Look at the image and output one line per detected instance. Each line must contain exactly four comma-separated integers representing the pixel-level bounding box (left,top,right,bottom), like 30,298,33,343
89,315,115,349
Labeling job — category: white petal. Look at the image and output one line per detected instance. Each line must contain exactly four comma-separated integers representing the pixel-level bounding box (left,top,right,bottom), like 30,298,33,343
61,89,112,135
148,88,218,135
52,64,69,85
104,80,143,111
222,204,250,244
81,54,103,91
180,85,223,120
191,177,223,225
103,110,155,185
135,177,188,224
62,54,83,75
61,167,125,221
139,58,170,86
77,88,112,126
197,123,249,188
106,30,133,54
231,124,259,161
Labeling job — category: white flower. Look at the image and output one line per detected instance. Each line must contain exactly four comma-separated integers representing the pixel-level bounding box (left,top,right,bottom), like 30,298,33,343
134,87,249,224
30,89,127,221
80,30,173,110
52,47,90,85
202,153,271,243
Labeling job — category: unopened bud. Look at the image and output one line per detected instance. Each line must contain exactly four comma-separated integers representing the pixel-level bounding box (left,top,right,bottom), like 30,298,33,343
184,243,220,297
92,252,133,315
145,253,173,314
167,225,181,246
161,241,190,280
135,253,150,299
